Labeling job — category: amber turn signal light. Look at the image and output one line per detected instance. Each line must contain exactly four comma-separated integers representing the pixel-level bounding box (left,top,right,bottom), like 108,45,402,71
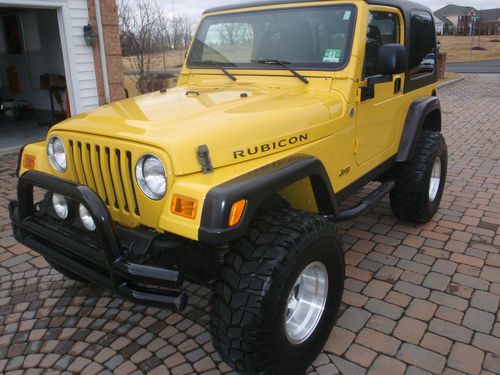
22,154,36,170
171,195,198,219
228,199,247,227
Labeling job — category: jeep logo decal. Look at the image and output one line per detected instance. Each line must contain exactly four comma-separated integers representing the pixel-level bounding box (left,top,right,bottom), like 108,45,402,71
233,133,309,159
339,166,351,177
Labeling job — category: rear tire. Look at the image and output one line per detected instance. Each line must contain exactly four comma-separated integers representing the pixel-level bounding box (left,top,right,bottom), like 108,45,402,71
390,131,447,224
211,208,345,374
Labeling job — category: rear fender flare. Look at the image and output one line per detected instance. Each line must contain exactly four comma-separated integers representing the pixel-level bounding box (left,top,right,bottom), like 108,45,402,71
397,97,441,162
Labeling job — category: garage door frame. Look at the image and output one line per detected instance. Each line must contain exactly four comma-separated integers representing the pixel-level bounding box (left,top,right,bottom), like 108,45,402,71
0,0,93,115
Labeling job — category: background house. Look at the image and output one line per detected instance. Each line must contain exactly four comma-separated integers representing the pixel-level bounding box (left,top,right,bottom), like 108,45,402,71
434,15,444,36
0,0,124,150
434,5,478,36
478,8,500,36
434,15,455,36
434,4,500,36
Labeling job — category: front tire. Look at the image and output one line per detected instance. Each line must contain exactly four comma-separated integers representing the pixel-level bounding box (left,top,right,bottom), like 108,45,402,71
390,131,448,224
211,209,345,374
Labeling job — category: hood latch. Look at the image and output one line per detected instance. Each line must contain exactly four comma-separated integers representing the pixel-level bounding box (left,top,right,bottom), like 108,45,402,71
197,145,214,174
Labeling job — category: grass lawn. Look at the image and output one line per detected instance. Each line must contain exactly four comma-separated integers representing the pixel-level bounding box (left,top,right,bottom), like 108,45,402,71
122,49,185,98
123,74,179,98
121,36,497,97
121,37,500,71
122,49,187,73
123,75,140,98
438,72,462,85
439,35,500,63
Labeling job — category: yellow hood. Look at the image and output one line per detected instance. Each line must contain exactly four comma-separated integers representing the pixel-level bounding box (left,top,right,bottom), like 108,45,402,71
52,78,344,176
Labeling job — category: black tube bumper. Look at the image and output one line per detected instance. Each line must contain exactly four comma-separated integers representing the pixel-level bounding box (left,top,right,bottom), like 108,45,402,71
10,171,187,310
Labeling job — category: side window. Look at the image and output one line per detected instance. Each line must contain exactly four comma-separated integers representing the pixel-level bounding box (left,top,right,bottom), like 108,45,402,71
364,11,400,77
409,11,436,78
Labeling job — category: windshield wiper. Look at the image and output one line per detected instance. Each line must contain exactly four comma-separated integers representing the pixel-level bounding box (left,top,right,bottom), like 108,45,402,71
251,59,309,84
205,60,237,81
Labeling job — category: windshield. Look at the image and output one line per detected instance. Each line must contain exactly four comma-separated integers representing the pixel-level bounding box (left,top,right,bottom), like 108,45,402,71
188,5,356,70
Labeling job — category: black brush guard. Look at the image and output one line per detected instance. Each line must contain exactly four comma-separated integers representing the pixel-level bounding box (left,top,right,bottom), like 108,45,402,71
9,170,187,310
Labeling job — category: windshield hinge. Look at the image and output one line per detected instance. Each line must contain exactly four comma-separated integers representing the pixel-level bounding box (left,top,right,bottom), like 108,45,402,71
354,138,360,154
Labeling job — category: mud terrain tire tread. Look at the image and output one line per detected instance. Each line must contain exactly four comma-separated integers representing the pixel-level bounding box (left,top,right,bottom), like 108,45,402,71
390,130,447,224
211,208,344,374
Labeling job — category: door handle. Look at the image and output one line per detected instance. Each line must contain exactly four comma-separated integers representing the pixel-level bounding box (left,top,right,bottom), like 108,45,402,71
394,77,402,94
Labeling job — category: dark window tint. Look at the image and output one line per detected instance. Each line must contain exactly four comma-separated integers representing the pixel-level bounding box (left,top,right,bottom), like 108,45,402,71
409,11,436,78
364,12,400,77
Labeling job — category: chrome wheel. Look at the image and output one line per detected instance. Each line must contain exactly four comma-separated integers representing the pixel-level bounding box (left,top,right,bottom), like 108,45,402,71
429,157,442,202
285,262,328,345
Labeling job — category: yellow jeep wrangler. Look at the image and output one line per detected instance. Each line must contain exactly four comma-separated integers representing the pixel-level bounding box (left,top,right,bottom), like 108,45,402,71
10,0,447,373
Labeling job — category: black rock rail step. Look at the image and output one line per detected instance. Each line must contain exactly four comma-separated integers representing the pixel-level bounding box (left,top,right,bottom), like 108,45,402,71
331,181,395,222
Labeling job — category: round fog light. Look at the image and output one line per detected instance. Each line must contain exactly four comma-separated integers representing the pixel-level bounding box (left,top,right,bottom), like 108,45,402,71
79,204,96,231
52,194,69,219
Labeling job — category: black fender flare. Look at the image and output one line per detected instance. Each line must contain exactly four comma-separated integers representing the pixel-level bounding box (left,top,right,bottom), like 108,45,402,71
397,97,441,162
198,155,338,244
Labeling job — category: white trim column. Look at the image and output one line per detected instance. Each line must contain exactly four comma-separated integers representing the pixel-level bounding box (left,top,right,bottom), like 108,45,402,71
58,4,80,114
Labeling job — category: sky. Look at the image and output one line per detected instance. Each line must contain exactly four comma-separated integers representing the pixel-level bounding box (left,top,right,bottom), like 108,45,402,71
167,0,500,21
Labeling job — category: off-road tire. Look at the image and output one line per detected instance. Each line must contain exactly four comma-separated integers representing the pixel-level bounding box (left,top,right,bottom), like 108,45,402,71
211,208,345,374
390,131,447,224
47,260,89,283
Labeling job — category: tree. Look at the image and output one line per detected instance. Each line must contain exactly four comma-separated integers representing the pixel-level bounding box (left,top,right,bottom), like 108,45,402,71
170,16,193,50
157,10,173,71
219,23,253,45
117,0,194,94
118,0,158,93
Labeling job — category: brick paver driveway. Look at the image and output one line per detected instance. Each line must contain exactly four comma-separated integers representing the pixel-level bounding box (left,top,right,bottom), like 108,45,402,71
1,74,499,374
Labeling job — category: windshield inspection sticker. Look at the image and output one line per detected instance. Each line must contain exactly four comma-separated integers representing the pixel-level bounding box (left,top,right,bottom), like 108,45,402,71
323,49,342,63
343,10,352,21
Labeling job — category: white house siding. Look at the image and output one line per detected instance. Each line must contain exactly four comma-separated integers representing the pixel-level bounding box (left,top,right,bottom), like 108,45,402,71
66,0,100,113
435,21,444,35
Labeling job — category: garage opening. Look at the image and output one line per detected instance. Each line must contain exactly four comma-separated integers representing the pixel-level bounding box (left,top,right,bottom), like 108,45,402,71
0,7,67,151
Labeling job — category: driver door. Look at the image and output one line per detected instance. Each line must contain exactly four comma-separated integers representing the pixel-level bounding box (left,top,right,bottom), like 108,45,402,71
355,9,406,167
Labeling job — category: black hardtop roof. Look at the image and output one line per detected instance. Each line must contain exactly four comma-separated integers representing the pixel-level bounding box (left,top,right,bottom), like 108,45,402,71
204,0,432,15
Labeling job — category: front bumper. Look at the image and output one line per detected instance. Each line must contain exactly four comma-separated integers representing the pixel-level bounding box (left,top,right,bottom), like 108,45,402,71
10,171,187,310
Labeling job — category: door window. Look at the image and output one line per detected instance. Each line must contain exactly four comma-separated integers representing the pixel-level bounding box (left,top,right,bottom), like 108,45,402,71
364,12,400,77
408,11,436,78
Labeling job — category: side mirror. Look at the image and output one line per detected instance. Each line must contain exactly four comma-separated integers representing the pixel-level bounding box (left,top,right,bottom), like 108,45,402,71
376,44,407,75
361,44,407,101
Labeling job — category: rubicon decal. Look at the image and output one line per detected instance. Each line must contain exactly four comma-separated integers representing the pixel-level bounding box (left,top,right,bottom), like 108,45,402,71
233,133,309,159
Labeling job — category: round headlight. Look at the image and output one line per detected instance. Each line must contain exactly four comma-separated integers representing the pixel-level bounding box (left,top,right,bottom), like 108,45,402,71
135,155,167,200
79,204,96,231
47,137,67,173
52,193,69,220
